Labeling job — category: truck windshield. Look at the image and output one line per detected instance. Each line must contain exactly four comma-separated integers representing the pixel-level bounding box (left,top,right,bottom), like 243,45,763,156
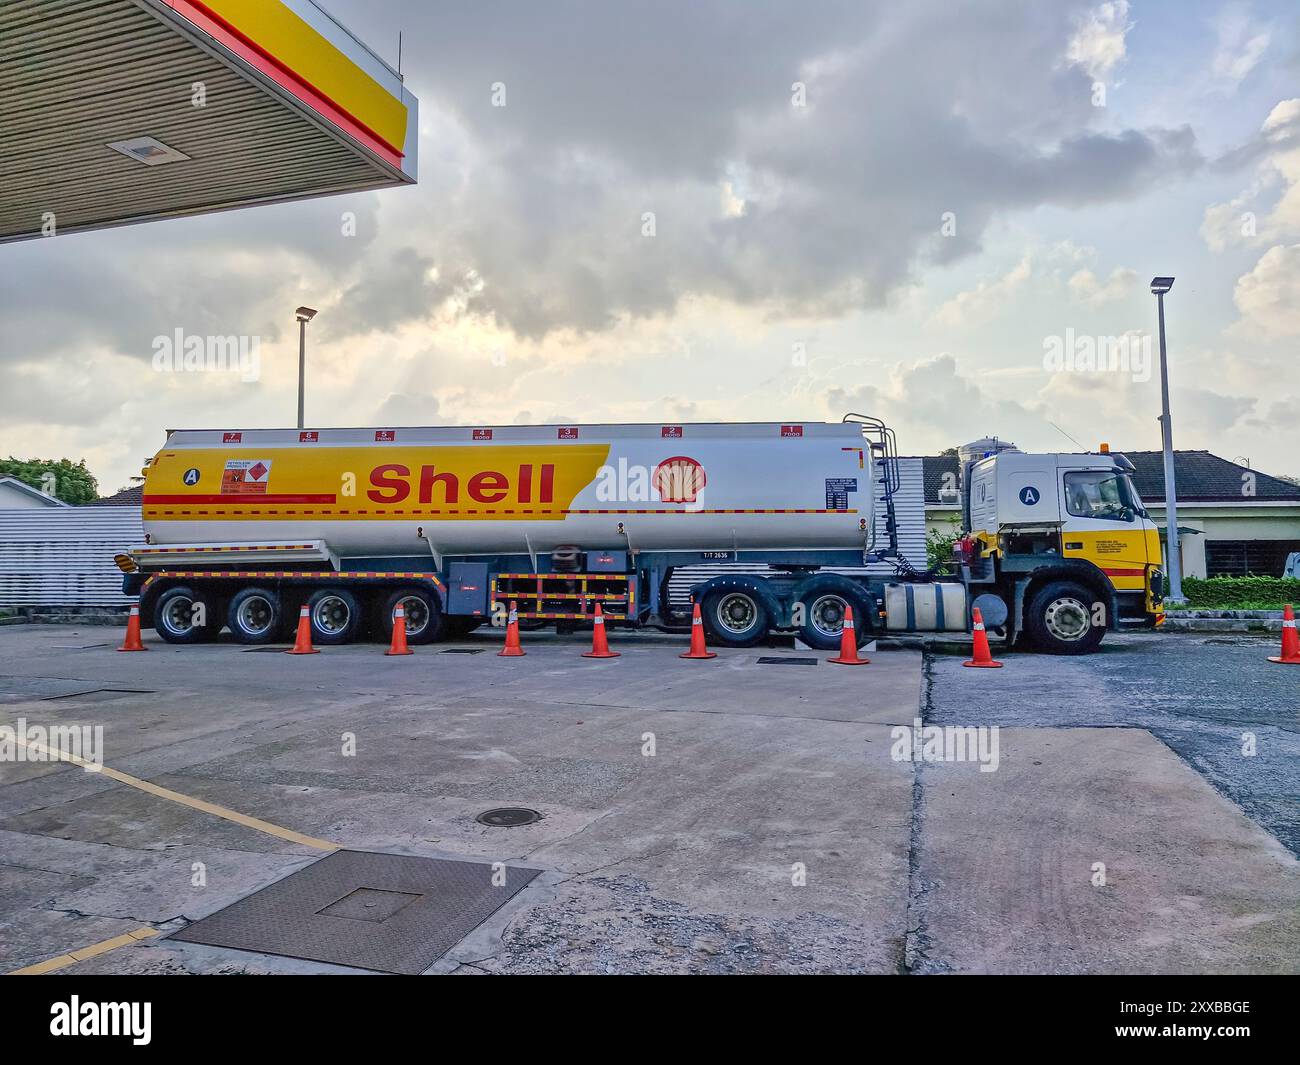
1063,470,1144,522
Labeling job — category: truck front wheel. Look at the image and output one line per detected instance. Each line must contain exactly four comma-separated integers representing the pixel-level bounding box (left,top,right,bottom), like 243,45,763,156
1024,580,1105,655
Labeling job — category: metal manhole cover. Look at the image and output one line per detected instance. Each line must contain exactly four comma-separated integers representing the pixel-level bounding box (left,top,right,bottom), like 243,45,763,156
168,850,541,975
476,807,542,827
755,657,819,665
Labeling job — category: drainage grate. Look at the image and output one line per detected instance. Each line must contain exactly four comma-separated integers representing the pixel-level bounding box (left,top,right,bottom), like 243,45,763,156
440,648,486,654
168,850,541,975
755,657,819,666
476,807,542,827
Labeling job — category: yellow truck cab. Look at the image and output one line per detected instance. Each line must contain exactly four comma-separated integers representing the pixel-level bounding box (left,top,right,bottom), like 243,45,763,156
956,441,1164,654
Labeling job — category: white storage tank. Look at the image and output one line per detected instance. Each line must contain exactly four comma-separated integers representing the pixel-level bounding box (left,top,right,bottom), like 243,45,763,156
884,582,967,632
139,421,876,559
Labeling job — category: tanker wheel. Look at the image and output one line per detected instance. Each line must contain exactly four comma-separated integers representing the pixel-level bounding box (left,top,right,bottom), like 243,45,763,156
153,586,221,645
377,587,444,645
306,588,363,645
795,577,873,651
701,588,770,648
227,586,283,644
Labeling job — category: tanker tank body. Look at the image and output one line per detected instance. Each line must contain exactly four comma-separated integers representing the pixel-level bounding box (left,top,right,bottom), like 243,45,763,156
123,419,895,651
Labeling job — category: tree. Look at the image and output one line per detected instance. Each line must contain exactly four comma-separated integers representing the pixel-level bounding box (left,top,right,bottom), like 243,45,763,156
0,457,99,504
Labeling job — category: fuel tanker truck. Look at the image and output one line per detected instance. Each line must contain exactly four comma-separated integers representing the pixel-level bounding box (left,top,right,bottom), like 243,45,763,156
116,415,1165,654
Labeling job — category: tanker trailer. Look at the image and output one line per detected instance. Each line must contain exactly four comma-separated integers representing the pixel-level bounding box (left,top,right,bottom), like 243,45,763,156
117,417,916,649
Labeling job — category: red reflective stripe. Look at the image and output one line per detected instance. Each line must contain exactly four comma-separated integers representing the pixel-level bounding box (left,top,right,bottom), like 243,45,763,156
1101,568,1146,577
167,0,405,166
143,494,337,504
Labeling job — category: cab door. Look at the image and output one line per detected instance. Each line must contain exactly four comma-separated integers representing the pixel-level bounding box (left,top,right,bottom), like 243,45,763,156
1057,466,1154,594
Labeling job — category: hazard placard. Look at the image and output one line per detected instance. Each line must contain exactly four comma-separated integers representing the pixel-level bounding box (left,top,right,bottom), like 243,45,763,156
221,459,273,496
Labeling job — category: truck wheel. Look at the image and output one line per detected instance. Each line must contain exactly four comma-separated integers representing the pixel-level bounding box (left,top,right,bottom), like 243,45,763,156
153,586,220,644
795,577,873,651
306,588,362,645
701,588,770,647
227,587,283,644
1024,580,1105,655
378,587,444,645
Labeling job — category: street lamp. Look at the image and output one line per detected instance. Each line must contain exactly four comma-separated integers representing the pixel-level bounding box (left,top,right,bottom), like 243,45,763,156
1150,276,1186,605
294,306,317,430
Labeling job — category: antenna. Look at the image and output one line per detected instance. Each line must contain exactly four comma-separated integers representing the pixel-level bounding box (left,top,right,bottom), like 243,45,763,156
1047,420,1087,452
397,32,403,77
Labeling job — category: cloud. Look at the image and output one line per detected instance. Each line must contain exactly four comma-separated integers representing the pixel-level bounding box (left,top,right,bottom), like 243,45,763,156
1065,1,1133,82
1201,98,1300,250
933,256,1032,327
825,352,1048,451
1066,266,1139,306
1211,5,1271,89
313,0,1198,339
1231,243,1300,337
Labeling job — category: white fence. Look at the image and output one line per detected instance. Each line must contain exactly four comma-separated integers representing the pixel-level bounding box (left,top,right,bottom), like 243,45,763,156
0,507,142,607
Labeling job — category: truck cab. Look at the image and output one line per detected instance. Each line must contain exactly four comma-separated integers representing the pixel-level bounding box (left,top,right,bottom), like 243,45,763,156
960,443,1163,653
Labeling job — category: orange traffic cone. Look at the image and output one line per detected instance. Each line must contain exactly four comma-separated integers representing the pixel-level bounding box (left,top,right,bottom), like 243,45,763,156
1268,604,1300,665
117,603,148,652
285,604,319,655
498,600,525,657
962,606,1002,668
828,605,869,665
582,601,620,658
679,602,717,660
386,603,414,656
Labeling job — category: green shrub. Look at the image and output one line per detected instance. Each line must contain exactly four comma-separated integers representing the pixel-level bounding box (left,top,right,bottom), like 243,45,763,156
926,525,960,575
1180,576,1300,610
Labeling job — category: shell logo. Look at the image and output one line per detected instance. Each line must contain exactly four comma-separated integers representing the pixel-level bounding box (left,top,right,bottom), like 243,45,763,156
653,455,707,503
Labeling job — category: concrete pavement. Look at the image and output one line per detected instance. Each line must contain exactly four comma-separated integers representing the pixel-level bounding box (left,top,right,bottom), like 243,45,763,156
0,623,1296,974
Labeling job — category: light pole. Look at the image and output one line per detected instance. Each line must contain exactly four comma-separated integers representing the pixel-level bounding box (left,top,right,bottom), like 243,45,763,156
1150,277,1186,605
294,306,317,429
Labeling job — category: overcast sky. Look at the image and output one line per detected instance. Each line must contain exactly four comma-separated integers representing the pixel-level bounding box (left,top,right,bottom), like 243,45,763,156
2,0,1298,494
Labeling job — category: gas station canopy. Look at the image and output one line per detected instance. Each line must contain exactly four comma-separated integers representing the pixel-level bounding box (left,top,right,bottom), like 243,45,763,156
0,0,418,242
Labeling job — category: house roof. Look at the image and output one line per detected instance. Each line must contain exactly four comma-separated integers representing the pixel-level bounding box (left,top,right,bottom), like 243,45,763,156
86,485,144,507
0,475,70,507
918,451,1300,505
915,454,960,505
1121,450,1300,503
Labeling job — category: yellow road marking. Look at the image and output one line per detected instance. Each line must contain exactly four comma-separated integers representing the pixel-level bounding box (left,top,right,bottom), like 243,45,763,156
9,927,158,975
12,734,338,851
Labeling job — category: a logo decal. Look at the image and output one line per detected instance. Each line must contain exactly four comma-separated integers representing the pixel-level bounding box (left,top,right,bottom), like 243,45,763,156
1019,486,1040,506
653,456,706,503
182,468,201,486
